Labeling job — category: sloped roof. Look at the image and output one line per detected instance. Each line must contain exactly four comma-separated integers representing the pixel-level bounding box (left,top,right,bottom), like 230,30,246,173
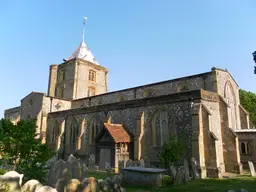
64,40,99,65
104,123,131,143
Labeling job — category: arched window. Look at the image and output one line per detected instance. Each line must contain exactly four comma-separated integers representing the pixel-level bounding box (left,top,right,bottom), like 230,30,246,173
89,70,96,82
224,81,237,130
240,142,250,155
241,142,246,154
88,118,102,144
70,118,79,144
88,87,95,97
52,121,59,143
151,109,176,146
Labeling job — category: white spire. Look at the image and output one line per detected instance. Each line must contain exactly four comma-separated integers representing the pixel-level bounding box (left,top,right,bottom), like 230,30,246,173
64,17,99,65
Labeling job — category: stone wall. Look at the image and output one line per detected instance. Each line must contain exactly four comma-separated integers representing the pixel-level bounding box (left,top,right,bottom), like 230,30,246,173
71,71,215,109
215,68,241,130
20,92,45,134
4,106,20,125
55,60,76,99
47,90,200,163
201,91,224,171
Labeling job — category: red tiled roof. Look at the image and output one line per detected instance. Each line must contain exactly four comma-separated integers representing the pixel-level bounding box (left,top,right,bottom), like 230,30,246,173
104,123,131,143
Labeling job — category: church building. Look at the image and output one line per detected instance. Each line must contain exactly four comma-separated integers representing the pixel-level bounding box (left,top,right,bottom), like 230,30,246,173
4,20,256,178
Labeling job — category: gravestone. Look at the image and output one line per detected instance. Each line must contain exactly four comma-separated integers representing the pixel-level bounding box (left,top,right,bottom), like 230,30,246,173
139,158,145,167
169,165,177,180
173,166,185,185
248,161,255,176
48,159,67,187
191,157,200,179
183,159,190,182
118,160,125,174
67,154,82,180
3,171,23,186
125,160,133,167
21,179,42,192
0,175,21,192
88,154,96,170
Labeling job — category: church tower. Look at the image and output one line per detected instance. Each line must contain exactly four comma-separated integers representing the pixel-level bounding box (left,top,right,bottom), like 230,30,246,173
47,18,108,100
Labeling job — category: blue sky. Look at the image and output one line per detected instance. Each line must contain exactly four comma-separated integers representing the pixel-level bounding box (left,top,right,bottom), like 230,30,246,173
0,0,256,118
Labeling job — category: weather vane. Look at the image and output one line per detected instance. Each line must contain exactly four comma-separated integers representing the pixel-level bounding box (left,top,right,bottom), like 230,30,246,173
82,16,88,42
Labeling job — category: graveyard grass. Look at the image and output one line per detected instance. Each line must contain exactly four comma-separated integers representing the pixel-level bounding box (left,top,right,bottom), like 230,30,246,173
87,171,256,192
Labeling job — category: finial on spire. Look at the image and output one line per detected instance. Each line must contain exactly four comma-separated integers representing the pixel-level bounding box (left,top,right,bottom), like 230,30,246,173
82,16,88,42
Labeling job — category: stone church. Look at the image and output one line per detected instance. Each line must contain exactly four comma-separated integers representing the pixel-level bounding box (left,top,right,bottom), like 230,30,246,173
4,24,256,178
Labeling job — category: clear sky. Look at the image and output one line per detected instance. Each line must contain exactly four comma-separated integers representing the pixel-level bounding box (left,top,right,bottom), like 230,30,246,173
0,0,256,118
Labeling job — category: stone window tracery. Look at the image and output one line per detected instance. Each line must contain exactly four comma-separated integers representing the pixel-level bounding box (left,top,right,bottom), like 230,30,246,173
240,141,251,155
52,121,59,144
70,118,79,144
89,70,96,82
224,81,237,130
88,118,102,144
151,109,176,146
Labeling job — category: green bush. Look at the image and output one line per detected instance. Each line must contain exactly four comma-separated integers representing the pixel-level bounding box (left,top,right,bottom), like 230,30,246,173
0,118,55,183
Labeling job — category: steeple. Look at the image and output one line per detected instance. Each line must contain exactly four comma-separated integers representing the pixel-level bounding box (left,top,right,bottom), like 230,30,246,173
64,17,99,65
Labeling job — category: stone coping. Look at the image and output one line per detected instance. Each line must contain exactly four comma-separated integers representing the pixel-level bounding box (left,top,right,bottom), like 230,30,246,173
235,129,256,132
122,166,166,173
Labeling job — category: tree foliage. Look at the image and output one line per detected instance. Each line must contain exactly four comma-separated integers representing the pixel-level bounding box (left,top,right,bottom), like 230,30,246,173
158,130,187,169
239,89,256,127
0,118,54,182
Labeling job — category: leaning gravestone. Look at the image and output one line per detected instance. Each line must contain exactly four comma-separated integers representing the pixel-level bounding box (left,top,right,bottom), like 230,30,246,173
248,161,255,176
173,166,185,185
3,171,23,186
21,179,42,192
183,159,190,182
191,157,200,179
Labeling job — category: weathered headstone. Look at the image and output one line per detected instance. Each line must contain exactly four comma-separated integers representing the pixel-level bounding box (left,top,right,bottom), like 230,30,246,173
82,177,97,192
125,160,133,167
173,166,185,185
248,161,255,176
139,158,145,167
0,175,21,192
48,159,67,187
169,165,177,180
183,159,190,182
191,157,200,179
67,154,82,180
88,154,96,170
65,179,81,192
21,179,42,192
36,185,58,192
118,160,125,174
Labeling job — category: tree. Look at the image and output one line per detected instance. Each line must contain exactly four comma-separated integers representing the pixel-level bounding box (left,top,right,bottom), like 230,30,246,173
0,118,55,182
239,89,256,127
158,130,187,169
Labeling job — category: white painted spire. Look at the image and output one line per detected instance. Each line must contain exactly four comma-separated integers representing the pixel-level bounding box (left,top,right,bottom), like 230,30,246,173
64,17,99,65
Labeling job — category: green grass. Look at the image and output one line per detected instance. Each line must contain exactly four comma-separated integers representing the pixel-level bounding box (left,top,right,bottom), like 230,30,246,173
87,171,256,192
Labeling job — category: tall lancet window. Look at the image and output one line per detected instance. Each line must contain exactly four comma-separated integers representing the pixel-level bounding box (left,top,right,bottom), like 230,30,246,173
52,121,59,144
70,118,79,144
152,109,176,146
